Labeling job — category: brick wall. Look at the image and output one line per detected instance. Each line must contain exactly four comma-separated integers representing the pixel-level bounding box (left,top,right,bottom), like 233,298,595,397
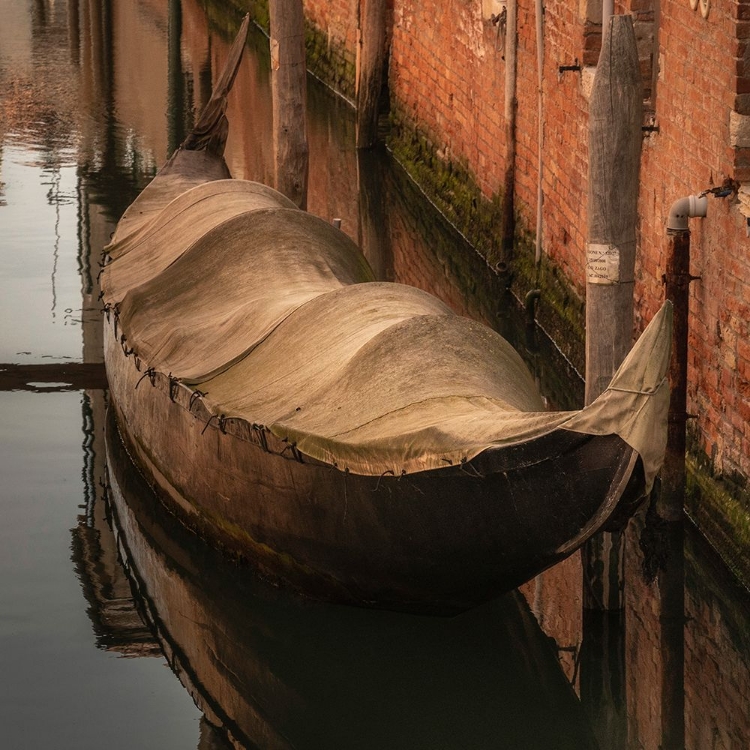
385,0,606,295
300,0,750,513
635,0,749,484
304,0,359,99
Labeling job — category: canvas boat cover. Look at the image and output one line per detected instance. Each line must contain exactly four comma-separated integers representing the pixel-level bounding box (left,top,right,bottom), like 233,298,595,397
102,178,671,488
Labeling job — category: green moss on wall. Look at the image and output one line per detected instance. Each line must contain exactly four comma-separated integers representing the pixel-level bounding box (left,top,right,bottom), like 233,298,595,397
305,27,356,102
388,112,499,260
510,229,586,373
686,438,750,592
388,108,586,374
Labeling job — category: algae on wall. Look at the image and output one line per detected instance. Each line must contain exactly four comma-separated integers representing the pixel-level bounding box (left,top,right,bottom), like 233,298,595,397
387,107,587,375
686,426,750,591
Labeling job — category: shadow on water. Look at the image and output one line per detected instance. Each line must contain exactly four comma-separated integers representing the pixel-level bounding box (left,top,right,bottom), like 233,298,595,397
102,408,598,750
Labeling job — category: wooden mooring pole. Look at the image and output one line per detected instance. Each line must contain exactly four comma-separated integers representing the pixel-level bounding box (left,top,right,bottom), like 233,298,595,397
580,17,641,749
582,15,642,612
356,0,388,149
270,0,309,209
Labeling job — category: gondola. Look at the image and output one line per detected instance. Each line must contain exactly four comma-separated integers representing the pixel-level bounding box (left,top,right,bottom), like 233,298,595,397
101,16,671,614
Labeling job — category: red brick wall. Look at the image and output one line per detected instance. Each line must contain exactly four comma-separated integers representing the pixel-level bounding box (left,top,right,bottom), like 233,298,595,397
304,0,359,92
389,3,504,197
301,0,750,482
305,0,750,476
304,0,358,52
635,0,750,481
385,0,596,292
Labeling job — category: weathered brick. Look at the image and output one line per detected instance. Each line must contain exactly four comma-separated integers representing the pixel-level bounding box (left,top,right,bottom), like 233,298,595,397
303,0,750,493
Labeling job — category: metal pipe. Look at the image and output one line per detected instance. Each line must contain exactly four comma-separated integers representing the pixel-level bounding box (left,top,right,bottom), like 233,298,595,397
667,194,708,231
504,0,517,123
501,0,518,258
655,202,702,750
525,288,541,323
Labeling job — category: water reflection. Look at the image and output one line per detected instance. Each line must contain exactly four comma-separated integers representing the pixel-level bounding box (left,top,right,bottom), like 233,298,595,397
71,389,162,656
522,511,750,748
0,391,201,749
104,409,598,750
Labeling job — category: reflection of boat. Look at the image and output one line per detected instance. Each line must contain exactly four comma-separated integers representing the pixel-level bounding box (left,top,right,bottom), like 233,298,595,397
105,414,599,750
71,390,162,658
101,17,671,613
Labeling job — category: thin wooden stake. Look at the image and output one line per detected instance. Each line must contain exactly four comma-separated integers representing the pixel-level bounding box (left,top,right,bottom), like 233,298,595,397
270,0,309,209
356,0,388,149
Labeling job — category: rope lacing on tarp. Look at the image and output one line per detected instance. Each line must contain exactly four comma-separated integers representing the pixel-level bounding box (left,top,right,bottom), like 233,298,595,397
168,373,179,402
189,390,207,411
135,367,156,389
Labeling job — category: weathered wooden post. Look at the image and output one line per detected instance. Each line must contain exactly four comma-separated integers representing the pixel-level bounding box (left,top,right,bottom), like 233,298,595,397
269,0,309,209
582,14,642,612
579,16,642,749
167,0,186,156
356,0,388,149
357,147,392,280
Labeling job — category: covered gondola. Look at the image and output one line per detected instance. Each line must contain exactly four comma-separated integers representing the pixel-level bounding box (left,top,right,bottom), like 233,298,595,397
101,17,671,613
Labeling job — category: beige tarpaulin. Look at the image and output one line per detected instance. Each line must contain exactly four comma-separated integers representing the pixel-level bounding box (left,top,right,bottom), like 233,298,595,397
102,179,671,488
109,150,233,245
102,180,297,300
108,207,374,382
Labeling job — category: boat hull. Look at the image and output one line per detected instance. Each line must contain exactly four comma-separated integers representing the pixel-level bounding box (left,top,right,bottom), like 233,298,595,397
105,320,643,614
104,415,600,750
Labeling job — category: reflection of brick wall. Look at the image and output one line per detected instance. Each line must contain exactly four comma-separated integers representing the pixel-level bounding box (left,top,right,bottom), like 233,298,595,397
516,519,750,749
518,555,583,688
305,88,360,237
624,521,665,750
683,569,750,748
302,0,750,498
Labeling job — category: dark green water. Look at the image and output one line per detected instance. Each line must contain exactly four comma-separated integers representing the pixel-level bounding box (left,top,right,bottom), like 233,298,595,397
0,1,747,748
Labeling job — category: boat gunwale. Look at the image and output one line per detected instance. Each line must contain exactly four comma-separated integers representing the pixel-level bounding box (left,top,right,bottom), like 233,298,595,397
104,311,638,479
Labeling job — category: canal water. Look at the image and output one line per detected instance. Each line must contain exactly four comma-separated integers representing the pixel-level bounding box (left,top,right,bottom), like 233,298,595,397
0,2,748,748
